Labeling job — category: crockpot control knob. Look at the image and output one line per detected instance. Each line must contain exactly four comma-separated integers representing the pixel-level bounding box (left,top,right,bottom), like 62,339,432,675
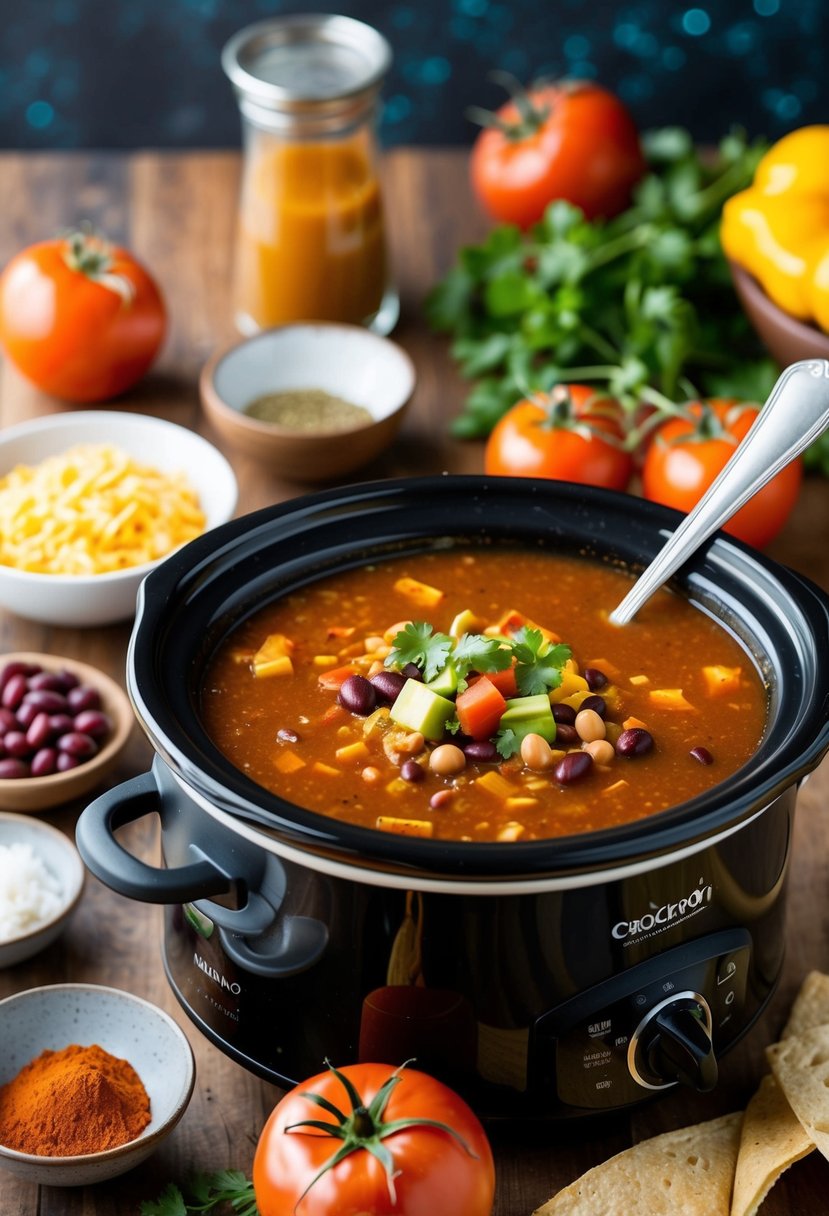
629,992,717,1093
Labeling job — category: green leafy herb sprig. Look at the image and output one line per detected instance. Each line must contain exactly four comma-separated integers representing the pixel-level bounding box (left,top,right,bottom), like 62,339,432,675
427,127,777,439
140,1170,258,1216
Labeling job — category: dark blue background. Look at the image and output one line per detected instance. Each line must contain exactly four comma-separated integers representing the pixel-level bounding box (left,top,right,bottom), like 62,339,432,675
1,0,823,149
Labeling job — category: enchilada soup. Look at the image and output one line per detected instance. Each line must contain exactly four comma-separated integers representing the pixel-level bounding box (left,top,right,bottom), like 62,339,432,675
201,549,767,842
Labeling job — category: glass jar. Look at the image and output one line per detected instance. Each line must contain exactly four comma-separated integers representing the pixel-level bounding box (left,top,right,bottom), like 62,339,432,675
222,14,398,336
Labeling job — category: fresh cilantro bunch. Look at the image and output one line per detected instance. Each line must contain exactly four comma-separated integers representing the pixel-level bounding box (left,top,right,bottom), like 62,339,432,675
140,1171,258,1216
427,127,777,439
385,621,512,690
511,627,571,696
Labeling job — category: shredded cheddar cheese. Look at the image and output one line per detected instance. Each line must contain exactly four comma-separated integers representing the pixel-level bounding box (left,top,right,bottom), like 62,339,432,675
0,444,206,575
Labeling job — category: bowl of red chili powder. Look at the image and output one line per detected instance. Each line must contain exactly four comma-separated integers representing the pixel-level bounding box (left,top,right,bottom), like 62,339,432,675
0,983,195,1185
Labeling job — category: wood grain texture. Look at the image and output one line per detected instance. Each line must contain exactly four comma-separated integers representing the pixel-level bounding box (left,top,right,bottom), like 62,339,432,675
0,150,828,1215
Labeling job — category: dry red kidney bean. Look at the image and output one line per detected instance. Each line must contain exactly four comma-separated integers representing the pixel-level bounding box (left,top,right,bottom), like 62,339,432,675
690,745,714,765
401,663,423,682
26,712,54,750
57,732,98,758
0,758,29,778
430,789,455,810
369,670,407,703
22,689,68,713
584,666,608,691
2,673,28,710
57,752,81,772
0,707,16,732
73,710,112,739
616,727,654,757
555,724,579,746
554,752,593,785
5,731,31,758
400,759,424,783
552,704,577,726
49,713,75,735
0,662,31,693
277,727,300,744
581,694,606,718
28,672,65,692
31,748,58,777
67,685,101,713
16,702,39,729
463,740,499,762
337,675,377,716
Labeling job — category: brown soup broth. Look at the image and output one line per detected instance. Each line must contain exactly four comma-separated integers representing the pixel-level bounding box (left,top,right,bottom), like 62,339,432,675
200,549,767,842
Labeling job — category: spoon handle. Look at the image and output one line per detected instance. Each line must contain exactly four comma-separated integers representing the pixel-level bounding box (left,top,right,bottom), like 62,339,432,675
610,359,829,626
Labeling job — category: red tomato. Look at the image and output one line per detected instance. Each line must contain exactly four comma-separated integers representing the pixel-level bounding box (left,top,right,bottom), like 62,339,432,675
470,80,645,228
484,384,633,490
642,399,802,549
253,1062,495,1216
0,230,166,402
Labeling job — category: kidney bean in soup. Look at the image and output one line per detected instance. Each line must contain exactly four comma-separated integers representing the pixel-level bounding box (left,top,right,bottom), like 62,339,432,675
200,549,767,843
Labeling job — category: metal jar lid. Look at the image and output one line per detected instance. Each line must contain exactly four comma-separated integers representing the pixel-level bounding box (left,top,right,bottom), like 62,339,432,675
222,14,392,133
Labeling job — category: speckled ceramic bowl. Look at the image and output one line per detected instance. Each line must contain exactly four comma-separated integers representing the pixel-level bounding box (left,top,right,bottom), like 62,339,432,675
0,814,85,967
0,984,195,1185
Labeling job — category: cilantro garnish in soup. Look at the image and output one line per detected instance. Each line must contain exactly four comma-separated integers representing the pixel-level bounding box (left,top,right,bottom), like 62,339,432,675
201,549,767,843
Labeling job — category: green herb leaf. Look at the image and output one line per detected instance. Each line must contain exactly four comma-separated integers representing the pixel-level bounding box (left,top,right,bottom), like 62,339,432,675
452,633,513,687
141,1172,259,1216
385,622,452,682
511,627,571,696
140,1185,189,1216
495,728,521,758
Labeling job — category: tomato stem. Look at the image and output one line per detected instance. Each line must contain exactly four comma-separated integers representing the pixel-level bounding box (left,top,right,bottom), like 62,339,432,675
61,227,136,306
467,70,551,141
284,1061,478,1214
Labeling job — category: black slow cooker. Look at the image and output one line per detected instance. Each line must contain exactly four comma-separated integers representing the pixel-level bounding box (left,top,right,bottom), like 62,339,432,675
76,477,829,1118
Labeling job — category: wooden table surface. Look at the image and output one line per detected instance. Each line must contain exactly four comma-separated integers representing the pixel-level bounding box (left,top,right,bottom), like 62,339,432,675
1,149,829,1215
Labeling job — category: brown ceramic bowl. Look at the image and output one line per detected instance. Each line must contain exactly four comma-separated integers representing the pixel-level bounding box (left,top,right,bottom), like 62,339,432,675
0,654,133,813
729,261,829,365
200,323,416,482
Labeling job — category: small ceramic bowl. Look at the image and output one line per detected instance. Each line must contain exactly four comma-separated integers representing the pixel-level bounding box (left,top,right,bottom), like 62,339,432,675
0,653,133,813
0,983,195,1186
0,814,85,967
0,410,238,626
730,261,829,366
200,323,416,481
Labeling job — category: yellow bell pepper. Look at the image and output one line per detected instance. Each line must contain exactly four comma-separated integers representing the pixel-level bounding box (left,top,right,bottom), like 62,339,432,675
721,125,829,333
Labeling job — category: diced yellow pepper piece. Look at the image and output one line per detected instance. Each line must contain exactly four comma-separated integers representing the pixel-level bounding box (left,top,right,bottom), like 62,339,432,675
376,816,434,838
253,633,295,678
602,779,630,796
702,665,743,697
549,671,589,703
475,770,516,800
629,674,650,686
274,750,305,774
335,741,370,765
449,608,485,638
385,777,410,796
561,690,593,711
362,707,390,736
313,655,339,668
649,688,696,712
393,577,445,609
505,797,539,812
496,821,525,841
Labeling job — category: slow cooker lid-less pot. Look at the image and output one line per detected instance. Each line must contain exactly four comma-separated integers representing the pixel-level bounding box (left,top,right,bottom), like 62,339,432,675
128,476,829,880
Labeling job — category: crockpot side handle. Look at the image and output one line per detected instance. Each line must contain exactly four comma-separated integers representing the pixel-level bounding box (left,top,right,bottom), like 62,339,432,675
76,771,233,904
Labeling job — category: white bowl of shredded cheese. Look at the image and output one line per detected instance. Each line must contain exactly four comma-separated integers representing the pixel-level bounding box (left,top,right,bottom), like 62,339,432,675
0,814,84,967
0,411,238,625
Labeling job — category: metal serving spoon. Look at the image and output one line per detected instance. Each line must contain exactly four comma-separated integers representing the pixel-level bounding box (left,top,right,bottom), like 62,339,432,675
610,359,829,626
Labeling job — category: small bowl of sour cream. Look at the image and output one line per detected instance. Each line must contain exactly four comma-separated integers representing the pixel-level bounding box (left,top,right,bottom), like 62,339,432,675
199,322,416,482
0,814,85,968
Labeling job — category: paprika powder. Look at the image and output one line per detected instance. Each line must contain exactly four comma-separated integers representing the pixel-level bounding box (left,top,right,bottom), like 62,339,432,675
0,1042,150,1156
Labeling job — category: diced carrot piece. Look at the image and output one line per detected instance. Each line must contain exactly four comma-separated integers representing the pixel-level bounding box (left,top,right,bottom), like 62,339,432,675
326,625,356,639
475,770,516,800
376,816,434,838
335,740,370,765
702,665,742,697
484,665,519,698
393,577,445,609
317,664,358,690
274,750,306,774
319,704,348,726
649,688,696,712
456,676,506,740
622,715,649,731
313,762,340,777
484,609,560,645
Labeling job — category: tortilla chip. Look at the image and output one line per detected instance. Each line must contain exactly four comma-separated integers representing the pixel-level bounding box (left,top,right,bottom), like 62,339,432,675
767,1023,829,1161
730,1074,814,1216
780,971,829,1040
533,1112,742,1216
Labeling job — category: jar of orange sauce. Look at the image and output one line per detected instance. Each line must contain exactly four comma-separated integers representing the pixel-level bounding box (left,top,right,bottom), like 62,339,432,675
222,15,397,336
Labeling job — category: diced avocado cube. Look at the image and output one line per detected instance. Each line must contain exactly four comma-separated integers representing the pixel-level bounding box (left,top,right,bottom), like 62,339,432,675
502,695,554,722
500,696,556,744
390,679,456,741
426,659,459,698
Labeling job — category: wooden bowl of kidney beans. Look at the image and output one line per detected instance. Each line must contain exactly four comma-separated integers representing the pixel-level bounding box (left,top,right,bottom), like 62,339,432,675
0,654,133,812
